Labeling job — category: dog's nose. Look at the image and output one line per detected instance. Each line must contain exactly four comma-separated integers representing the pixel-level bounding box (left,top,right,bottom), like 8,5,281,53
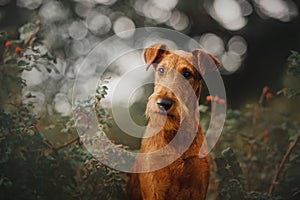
157,98,173,111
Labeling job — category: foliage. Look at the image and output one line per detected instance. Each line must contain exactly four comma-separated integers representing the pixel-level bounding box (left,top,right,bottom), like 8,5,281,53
203,51,300,200
1,11,300,200
0,23,126,200
277,51,300,99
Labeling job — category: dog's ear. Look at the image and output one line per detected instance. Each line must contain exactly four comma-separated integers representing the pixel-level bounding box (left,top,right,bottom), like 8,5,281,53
144,44,169,70
192,49,221,76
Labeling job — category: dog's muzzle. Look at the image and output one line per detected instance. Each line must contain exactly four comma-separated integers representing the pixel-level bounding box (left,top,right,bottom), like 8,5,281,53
157,98,173,111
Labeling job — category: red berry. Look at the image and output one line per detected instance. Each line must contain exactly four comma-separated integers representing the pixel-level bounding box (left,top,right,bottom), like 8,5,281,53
5,41,12,47
206,95,212,101
262,86,269,94
266,93,273,100
15,46,22,53
214,96,220,102
262,130,269,142
218,98,225,105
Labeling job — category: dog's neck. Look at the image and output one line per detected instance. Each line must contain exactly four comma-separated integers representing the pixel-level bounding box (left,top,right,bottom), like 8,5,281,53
142,111,203,159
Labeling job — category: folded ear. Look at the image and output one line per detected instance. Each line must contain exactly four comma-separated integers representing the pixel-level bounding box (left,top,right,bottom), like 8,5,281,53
143,44,169,70
192,49,221,76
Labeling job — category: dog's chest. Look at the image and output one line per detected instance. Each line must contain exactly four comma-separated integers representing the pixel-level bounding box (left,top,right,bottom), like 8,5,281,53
141,159,185,198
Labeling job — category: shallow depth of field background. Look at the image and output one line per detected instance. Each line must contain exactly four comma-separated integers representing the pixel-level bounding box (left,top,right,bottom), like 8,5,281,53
0,0,300,200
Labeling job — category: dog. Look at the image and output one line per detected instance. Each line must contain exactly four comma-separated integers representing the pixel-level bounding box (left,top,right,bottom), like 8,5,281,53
126,43,221,200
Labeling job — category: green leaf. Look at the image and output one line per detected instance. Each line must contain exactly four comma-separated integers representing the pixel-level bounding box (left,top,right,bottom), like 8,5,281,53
5,59,17,65
18,60,29,66
287,66,300,76
287,51,300,77
286,88,300,99
102,86,108,90
287,51,300,62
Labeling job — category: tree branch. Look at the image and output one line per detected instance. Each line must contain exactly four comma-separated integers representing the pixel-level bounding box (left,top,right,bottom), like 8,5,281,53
268,133,300,195
43,137,80,152
55,137,80,151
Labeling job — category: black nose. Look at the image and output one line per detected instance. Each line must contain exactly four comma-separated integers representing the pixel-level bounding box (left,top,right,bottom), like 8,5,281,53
157,98,173,111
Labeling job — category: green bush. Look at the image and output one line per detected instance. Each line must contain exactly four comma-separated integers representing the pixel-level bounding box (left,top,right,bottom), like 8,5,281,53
1,21,299,200
204,51,300,200
0,23,126,200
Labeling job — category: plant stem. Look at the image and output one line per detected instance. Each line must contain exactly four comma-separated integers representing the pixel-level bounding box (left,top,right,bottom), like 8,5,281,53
55,137,80,151
43,137,80,152
248,87,268,189
250,86,268,135
268,133,300,195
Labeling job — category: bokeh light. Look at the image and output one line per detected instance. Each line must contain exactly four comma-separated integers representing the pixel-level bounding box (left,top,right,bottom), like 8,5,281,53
221,51,242,73
199,33,224,56
207,0,247,31
113,17,136,39
39,1,68,22
75,3,92,18
134,0,180,24
22,67,47,87
151,0,178,11
68,20,88,40
71,38,92,56
86,11,111,35
167,10,189,31
95,0,117,6
143,34,178,50
54,93,72,116
7,0,299,122
142,1,172,23
228,35,247,56
197,33,248,74
254,0,299,22
239,0,253,16
17,0,42,10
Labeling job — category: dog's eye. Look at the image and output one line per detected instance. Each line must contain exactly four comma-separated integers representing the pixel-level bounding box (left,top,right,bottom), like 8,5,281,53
158,67,164,75
183,70,193,79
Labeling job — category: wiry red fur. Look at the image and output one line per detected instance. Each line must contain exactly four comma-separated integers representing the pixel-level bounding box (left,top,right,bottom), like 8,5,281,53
126,44,220,200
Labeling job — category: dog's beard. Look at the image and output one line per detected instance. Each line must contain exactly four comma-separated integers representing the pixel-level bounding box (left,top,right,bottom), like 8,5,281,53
145,93,198,133
144,92,200,154
145,94,180,134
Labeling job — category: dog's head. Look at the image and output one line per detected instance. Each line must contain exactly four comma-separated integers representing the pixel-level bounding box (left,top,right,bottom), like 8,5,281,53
144,43,220,124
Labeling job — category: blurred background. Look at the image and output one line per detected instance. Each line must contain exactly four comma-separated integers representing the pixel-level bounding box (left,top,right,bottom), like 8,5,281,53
1,0,300,199
1,0,299,114
2,0,299,146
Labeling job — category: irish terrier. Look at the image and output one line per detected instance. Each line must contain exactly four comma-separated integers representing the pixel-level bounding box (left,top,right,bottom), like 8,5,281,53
126,43,220,200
